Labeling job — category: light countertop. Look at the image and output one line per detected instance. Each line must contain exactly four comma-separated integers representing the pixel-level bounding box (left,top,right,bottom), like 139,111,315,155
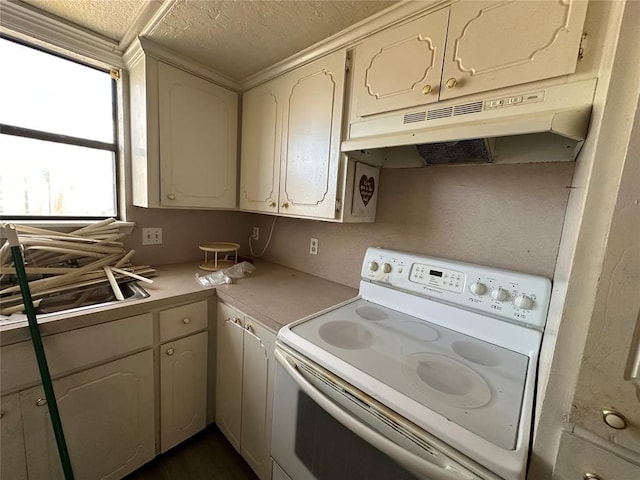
0,260,358,346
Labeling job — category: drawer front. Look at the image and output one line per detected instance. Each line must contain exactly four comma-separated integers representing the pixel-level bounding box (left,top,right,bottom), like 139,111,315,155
159,300,208,342
1,313,153,394
553,431,640,479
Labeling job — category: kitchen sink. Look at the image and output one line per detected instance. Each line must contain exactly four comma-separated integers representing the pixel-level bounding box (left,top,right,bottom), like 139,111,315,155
35,281,150,317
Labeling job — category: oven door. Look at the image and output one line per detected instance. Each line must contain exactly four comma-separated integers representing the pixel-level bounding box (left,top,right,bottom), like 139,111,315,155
271,345,493,480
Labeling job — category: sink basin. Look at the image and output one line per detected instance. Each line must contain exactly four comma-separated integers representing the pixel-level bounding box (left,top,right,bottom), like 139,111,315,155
36,281,150,317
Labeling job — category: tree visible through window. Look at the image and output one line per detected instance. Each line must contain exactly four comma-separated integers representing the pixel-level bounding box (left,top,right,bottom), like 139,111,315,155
0,37,118,219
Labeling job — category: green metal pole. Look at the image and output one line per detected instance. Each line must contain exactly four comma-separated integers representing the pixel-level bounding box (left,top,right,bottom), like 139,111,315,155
6,224,75,480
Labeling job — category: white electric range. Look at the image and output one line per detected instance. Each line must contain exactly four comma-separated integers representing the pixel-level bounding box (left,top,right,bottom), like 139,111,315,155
271,248,551,480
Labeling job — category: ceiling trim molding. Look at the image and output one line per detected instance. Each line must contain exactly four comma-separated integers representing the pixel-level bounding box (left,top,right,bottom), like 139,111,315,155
240,0,452,91
124,37,242,92
0,0,124,68
118,0,169,53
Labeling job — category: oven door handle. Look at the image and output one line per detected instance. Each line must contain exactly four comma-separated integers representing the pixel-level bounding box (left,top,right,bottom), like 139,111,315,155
275,348,478,480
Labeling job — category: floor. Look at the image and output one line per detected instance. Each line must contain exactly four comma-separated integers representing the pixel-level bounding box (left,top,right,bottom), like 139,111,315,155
125,425,259,480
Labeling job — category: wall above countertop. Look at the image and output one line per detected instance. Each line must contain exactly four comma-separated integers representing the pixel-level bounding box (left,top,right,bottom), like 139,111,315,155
249,161,575,289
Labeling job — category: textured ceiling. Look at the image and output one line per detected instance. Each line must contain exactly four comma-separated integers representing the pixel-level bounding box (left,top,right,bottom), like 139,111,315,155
147,0,398,80
16,0,398,80
20,0,150,41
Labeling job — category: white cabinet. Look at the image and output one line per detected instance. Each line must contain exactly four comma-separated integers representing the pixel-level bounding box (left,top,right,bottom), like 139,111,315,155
20,350,155,480
239,50,347,220
351,0,589,117
1,393,28,480
127,46,238,209
216,302,276,480
0,299,212,479
159,301,209,452
553,432,640,480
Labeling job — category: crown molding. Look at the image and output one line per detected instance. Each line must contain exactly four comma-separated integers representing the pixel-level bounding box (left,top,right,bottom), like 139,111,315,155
124,37,242,91
240,0,451,91
0,0,124,68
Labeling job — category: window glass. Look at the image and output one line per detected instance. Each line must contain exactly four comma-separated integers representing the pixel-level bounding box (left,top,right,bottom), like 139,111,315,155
0,38,114,143
0,135,116,217
0,37,118,219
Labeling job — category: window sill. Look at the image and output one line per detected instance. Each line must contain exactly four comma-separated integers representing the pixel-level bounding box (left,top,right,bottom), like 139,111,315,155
0,220,136,239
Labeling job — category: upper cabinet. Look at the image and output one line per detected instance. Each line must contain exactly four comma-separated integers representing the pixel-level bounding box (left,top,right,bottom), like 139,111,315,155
240,50,348,220
351,0,589,118
240,50,379,222
127,46,238,209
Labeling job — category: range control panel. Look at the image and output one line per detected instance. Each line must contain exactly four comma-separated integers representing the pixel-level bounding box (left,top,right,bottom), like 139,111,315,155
361,247,552,329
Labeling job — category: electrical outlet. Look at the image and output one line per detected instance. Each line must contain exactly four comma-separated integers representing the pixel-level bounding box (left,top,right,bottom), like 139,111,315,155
252,226,260,241
309,238,319,255
142,227,162,245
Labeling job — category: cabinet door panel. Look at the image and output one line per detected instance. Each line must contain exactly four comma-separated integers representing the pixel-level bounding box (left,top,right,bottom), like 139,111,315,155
160,332,208,452
241,319,276,480
158,62,238,208
441,0,588,100
240,84,281,213
1,393,28,480
215,303,244,451
21,350,154,480
280,50,346,219
353,8,449,117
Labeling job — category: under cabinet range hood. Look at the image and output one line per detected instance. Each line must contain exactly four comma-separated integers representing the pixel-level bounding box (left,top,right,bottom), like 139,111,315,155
342,78,597,167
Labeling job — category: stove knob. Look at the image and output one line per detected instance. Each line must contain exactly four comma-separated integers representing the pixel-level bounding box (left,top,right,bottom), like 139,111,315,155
491,288,508,301
383,263,392,273
514,295,534,310
469,282,487,296
369,261,379,272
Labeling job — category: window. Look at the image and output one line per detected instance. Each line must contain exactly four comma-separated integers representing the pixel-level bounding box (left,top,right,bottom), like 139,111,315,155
0,37,118,219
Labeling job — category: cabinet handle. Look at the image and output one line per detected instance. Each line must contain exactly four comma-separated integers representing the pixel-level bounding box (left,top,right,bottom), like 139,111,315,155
422,84,432,95
268,201,276,207
584,474,603,480
35,397,47,407
167,193,176,200
166,348,175,356
445,78,458,89
602,409,628,429
245,324,254,334
281,202,289,208
182,317,191,325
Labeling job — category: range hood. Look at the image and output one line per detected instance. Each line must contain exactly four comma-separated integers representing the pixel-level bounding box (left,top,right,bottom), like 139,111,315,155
342,78,597,167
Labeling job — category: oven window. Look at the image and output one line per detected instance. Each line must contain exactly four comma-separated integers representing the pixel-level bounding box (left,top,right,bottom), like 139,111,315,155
294,390,418,480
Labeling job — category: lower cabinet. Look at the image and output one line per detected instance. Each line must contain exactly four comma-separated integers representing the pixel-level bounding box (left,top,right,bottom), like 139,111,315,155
0,393,28,480
20,350,155,480
160,331,208,452
216,302,277,480
0,299,211,480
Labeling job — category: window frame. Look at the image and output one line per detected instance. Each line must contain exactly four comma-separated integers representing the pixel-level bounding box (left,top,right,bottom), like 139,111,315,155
0,34,121,221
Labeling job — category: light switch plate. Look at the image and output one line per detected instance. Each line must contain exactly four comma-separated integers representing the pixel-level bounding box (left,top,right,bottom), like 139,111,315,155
142,227,162,245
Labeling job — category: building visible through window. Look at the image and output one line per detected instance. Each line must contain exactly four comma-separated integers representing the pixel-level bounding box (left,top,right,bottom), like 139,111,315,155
0,37,118,219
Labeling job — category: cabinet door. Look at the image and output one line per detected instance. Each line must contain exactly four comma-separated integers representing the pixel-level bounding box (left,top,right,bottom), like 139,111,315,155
1,393,28,480
158,62,238,208
20,350,154,480
215,303,245,451
279,49,347,220
160,331,208,452
440,0,588,100
239,80,282,214
240,318,276,480
352,8,449,117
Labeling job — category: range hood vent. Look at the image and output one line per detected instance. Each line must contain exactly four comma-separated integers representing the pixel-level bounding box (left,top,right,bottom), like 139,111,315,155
343,79,597,167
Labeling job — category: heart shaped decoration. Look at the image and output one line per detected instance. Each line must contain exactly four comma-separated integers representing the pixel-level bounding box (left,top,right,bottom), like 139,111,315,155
359,175,375,207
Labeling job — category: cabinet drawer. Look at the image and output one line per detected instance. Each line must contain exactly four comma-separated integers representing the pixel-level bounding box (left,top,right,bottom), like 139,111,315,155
0,313,153,394
553,431,640,479
159,300,208,342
